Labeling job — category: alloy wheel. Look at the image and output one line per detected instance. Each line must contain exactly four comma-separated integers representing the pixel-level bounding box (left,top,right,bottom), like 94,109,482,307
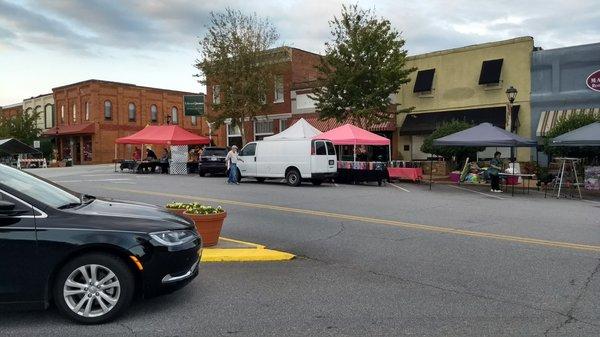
63,264,121,318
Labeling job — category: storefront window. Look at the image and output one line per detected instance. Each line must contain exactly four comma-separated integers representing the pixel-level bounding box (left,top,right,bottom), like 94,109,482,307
83,136,93,162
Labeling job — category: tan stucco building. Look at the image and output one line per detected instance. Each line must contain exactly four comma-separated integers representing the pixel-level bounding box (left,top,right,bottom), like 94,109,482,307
22,93,55,131
396,36,534,162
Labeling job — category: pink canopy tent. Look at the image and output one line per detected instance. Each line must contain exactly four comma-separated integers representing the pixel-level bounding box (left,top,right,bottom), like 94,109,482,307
313,124,391,162
115,125,210,145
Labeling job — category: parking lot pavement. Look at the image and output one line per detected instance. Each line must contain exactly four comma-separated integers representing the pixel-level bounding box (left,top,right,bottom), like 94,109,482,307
3,165,599,336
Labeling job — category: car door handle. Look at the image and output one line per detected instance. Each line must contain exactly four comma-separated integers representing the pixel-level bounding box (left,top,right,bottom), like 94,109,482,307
254,157,256,162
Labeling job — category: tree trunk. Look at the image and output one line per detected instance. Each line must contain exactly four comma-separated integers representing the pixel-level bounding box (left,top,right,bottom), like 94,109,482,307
238,117,247,146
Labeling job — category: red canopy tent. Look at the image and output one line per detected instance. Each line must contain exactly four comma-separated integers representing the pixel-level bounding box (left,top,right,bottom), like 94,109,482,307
313,124,391,162
115,125,210,145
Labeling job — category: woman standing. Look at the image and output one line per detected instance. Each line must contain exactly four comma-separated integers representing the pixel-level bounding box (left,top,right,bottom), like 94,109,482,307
489,151,503,192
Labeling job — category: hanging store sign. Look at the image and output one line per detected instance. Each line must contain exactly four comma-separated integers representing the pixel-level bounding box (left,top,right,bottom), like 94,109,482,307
184,94,205,116
586,69,600,92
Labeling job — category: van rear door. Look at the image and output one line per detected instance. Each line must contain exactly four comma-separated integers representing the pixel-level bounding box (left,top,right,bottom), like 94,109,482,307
310,140,329,174
238,143,257,176
325,141,337,173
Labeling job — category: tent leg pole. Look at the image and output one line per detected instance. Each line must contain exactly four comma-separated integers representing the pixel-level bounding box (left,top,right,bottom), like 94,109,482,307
114,144,118,172
429,157,433,191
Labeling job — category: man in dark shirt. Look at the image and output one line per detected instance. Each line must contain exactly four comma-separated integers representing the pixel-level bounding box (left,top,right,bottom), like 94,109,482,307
489,151,503,192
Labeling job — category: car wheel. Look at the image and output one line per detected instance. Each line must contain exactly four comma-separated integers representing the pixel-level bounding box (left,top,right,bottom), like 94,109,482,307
286,169,301,187
256,177,266,183
53,253,135,324
311,179,322,186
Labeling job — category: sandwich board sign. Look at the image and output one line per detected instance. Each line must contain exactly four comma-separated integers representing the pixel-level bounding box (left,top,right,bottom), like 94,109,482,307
184,94,205,116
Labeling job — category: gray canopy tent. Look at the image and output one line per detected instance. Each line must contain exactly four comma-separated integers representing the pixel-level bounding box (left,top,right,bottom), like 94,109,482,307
430,123,537,194
550,122,600,147
549,122,600,199
0,138,39,155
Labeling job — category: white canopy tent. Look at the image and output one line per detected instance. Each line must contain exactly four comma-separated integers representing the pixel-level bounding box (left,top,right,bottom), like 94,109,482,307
263,118,321,141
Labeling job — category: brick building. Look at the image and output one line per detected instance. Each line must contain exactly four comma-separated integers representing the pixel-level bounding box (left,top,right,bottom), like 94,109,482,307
207,47,322,147
0,102,23,119
44,80,204,164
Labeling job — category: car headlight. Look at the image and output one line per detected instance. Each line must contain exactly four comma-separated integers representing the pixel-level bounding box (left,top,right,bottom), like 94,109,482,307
150,230,197,246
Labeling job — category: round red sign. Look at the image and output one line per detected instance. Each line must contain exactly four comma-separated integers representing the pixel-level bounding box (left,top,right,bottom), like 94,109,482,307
587,69,600,92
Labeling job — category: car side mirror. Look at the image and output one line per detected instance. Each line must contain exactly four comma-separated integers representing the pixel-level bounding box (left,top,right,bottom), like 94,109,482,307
0,200,16,212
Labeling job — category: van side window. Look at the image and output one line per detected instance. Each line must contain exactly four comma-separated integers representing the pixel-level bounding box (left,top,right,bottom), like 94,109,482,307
315,141,327,155
325,142,335,156
240,143,256,156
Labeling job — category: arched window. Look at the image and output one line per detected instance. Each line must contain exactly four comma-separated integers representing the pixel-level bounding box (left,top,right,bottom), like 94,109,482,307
72,103,77,123
150,104,158,122
85,102,90,121
128,103,136,122
61,105,65,123
34,106,43,129
45,104,53,128
104,100,112,120
171,106,178,124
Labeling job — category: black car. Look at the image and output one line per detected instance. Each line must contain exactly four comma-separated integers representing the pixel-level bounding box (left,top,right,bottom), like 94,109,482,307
0,164,201,324
198,147,228,177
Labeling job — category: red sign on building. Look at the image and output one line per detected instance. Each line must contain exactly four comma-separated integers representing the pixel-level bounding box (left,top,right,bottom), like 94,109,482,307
586,69,600,92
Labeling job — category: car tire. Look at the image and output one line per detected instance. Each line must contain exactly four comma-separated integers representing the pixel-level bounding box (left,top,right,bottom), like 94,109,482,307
53,253,135,324
256,177,266,183
286,169,301,187
311,179,322,186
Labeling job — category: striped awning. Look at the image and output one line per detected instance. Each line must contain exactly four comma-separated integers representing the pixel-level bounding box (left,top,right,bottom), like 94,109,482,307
536,108,600,137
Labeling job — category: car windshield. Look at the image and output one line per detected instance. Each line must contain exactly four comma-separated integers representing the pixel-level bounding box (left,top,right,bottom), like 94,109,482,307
202,148,227,156
0,164,82,208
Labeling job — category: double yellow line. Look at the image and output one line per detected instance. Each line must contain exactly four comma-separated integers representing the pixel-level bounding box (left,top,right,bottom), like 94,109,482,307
102,186,600,253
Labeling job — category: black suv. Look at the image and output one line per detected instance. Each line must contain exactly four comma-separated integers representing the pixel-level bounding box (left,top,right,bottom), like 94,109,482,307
198,147,228,177
0,164,201,324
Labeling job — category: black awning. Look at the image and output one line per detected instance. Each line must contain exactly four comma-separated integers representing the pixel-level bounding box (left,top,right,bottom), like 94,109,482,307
478,59,503,84
399,105,520,135
413,69,435,92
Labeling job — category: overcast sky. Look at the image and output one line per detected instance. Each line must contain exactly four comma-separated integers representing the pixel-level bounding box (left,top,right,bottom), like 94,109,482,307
1,0,598,105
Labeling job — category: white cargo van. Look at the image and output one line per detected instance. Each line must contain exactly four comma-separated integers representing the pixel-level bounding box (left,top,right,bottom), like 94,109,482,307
235,139,337,186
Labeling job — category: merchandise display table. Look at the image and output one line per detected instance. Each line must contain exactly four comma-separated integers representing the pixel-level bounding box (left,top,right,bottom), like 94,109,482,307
499,173,536,195
387,167,423,182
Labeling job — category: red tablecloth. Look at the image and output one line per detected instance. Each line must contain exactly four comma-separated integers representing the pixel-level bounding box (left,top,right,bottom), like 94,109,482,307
388,167,423,182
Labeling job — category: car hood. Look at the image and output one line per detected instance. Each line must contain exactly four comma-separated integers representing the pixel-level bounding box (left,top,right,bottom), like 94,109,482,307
64,198,195,232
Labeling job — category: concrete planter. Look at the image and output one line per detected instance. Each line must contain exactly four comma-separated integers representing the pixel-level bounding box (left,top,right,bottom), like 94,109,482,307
183,211,227,247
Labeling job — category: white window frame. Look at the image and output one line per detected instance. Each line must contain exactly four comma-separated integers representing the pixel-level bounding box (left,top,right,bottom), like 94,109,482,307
273,75,284,103
226,122,242,147
150,104,158,122
171,107,178,124
212,85,221,104
253,120,274,141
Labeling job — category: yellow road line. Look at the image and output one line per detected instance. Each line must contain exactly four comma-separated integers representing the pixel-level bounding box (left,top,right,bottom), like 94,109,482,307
102,186,600,253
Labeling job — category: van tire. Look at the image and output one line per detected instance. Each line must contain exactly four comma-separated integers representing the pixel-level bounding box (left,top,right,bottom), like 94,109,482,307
285,169,301,187
311,179,322,186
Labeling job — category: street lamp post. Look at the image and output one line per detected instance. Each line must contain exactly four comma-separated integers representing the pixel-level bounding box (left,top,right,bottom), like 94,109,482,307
505,86,518,132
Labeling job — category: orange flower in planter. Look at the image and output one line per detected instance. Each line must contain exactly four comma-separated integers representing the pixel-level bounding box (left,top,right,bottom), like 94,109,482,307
183,204,226,247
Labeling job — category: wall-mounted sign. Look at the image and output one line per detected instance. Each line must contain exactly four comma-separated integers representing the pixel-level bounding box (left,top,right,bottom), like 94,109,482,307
184,94,205,116
586,69,600,92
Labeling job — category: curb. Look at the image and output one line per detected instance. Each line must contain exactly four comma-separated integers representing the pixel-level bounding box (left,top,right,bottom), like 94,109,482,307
200,237,295,262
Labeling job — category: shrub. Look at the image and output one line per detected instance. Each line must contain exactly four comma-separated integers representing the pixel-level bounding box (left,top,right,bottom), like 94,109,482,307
420,120,484,165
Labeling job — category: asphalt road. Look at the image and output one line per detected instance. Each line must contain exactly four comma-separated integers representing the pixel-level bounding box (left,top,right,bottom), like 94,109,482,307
2,165,599,337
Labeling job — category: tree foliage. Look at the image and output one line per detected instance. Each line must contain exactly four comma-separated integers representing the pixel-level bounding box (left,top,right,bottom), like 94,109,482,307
0,110,41,145
195,8,279,145
311,4,416,128
543,112,600,159
420,120,484,161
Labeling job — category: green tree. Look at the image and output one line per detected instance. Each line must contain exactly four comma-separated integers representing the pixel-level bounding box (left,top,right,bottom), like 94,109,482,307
311,4,416,128
0,110,41,145
421,120,484,164
543,112,600,159
195,8,279,145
